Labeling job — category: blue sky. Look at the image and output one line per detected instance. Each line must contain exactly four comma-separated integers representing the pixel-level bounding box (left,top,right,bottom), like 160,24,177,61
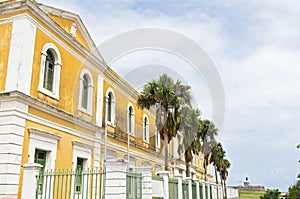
40,0,300,191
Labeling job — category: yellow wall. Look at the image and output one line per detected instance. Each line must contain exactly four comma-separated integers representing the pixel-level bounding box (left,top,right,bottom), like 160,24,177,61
30,28,98,122
48,14,91,51
0,22,12,91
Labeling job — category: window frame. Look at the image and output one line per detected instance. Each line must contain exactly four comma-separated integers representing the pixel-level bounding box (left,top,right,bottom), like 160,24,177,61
38,43,62,100
127,103,135,136
105,88,116,126
143,114,149,143
156,126,161,149
78,69,94,115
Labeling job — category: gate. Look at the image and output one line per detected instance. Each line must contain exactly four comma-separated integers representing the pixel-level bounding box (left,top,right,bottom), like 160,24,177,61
126,171,142,199
36,169,103,199
168,178,178,199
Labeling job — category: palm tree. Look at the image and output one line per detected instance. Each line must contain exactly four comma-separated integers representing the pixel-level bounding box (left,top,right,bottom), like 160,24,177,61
219,158,231,198
198,120,218,181
178,106,201,177
210,142,225,184
137,74,191,171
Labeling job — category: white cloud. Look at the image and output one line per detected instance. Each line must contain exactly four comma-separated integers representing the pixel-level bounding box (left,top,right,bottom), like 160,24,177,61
39,0,300,191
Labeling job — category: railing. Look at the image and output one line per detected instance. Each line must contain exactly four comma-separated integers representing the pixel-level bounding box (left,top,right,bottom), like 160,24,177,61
182,180,188,199
36,169,103,199
192,181,197,199
168,178,178,199
126,171,142,199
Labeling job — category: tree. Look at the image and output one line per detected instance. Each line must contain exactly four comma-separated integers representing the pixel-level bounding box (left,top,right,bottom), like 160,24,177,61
289,180,300,199
219,158,231,198
178,106,201,177
260,189,279,199
198,119,218,181
137,74,191,171
210,142,225,184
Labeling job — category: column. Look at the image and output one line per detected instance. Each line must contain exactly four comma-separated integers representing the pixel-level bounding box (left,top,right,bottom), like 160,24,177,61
21,163,42,199
186,177,193,199
157,171,169,199
174,174,182,199
105,159,127,199
135,166,152,199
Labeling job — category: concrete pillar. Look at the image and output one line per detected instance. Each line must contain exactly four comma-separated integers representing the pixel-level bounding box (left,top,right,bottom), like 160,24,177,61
186,177,193,199
196,181,200,199
202,182,206,199
21,163,42,199
174,174,182,199
105,159,127,199
207,184,211,199
135,166,152,199
157,171,169,199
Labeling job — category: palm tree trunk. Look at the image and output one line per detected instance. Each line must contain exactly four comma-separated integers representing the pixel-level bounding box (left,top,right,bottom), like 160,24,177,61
186,161,190,177
204,161,207,181
214,166,218,184
224,180,227,199
164,133,169,171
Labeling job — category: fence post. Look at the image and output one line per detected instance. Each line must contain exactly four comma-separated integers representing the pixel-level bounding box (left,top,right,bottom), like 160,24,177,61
195,181,200,199
207,184,211,199
105,159,127,199
157,171,169,199
174,174,182,199
186,177,193,199
21,163,42,199
135,166,152,199
201,182,206,199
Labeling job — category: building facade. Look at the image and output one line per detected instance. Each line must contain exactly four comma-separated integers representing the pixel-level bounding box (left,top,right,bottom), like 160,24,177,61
0,0,212,198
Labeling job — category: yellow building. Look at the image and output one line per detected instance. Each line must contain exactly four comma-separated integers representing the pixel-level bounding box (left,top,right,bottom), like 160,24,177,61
0,1,213,198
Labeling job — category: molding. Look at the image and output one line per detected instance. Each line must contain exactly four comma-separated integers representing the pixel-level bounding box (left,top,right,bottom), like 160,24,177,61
0,91,103,135
72,140,93,151
28,128,62,141
0,1,107,72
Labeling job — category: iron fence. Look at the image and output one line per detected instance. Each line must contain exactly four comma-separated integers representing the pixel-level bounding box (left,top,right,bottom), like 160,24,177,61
36,169,103,199
126,171,142,199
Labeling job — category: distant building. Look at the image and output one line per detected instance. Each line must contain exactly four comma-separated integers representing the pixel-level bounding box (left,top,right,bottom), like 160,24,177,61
233,177,265,192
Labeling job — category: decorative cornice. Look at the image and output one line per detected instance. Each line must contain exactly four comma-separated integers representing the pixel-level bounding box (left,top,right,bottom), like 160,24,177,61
28,127,62,141
0,0,107,73
0,91,103,133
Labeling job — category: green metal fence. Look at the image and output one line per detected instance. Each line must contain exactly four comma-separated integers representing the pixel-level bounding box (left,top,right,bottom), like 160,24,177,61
36,169,103,199
192,181,197,199
199,183,203,199
182,180,189,199
205,184,208,199
168,178,178,199
126,171,142,199
210,185,213,199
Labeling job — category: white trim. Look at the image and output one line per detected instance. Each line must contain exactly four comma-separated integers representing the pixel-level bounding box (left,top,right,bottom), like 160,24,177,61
28,128,61,199
127,103,135,136
142,114,149,143
105,88,116,126
155,127,161,149
5,17,36,95
38,43,62,100
95,74,103,127
78,69,94,115
71,140,92,198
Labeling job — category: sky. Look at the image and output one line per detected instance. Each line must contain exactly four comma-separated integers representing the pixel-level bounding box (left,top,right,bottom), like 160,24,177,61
39,0,300,191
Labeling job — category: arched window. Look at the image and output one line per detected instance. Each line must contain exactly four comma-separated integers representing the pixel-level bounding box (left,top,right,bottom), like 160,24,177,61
143,115,149,142
127,104,135,135
43,50,55,91
78,69,93,115
38,43,62,99
81,74,89,109
156,127,160,148
107,92,112,122
105,88,116,125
